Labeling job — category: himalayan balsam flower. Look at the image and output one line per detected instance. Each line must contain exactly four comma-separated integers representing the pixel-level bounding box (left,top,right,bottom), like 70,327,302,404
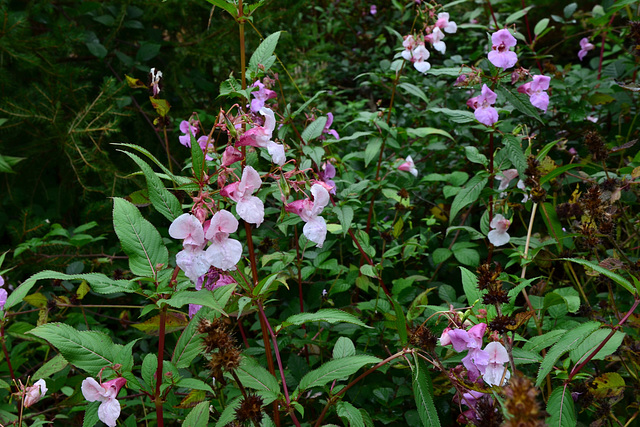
435,12,457,34
237,107,285,166
411,44,431,73
518,75,551,112
0,276,6,310
426,27,446,54
398,155,418,177
222,145,243,167
149,68,162,97
488,29,518,70
204,210,243,271
23,379,47,407
169,213,209,282
483,342,511,386
578,38,594,61
467,84,498,126
221,166,264,227
318,161,337,195
496,169,519,191
401,35,416,61
444,323,490,382
82,377,127,427
488,214,511,246
285,184,330,247
178,120,198,148
322,113,340,140
250,80,277,113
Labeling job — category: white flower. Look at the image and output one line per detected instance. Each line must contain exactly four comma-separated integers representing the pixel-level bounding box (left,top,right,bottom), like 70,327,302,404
488,214,511,247
205,210,243,271
482,342,511,386
221,166,265,227
23,379,47,407
82,377,126,427
496,169,519,191
285,184,330,247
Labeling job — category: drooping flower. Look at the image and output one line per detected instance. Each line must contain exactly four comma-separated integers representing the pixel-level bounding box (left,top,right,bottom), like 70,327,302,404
322,113,340,140
411,43,431,73
318,161,337,195
488,29,518,70
0,276,6,311
444,324,490,382
222,146,243,167
370,4,377,15
250,80,277,113
426,27,446,54
398,155,418,177
483,342,511,386
517,75,551,112
196,135,215,161
149,68,162,97
169,213,205,248
467,84,499,126
23,379,47,407
435,12,457,34
189,270,236,317
401,35,417,61
496,169,519,191
237,107,285,166
81,377,127,427
204,210,243,271
221,166,264,227
285,184,330,247
170,213,209,282
488,214,511,246
578,38,594,61
178,120,199,148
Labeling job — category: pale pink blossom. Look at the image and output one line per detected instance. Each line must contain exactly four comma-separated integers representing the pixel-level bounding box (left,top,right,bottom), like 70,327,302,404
411,44,431,73
401,35,417,61
496,169,519,191
250,80,277,113
435,12,457,34
488,214,510,246
285,184,330,247
517,75,551,112
175,247,210,283
23,379,47,407
517,180,529,203
81,377,126,427
237,107,285,165
204,210,243,271
178,120,199,148
439,327,453,346
426,27,446,54
443,324,490,381
318,162,337,195
222,146,243,166
322,113,340,140
169,213,205,248
221,166,264,227
0,276,6,310
488,29,518,70
482,342,511,386
398,155,418,177
467,84,499,126
578,38,594,61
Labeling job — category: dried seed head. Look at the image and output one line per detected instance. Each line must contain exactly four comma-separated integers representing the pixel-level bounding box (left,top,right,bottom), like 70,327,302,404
488,315,516,334
235,394,264,424
198,318,236,353
409,325,437,352
584,130,608,161
502,375,547,427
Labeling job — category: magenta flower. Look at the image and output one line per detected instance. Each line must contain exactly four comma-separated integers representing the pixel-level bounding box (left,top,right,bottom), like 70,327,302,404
237,107,285,166
81,377,127,427
23,379,47,407
496,169,519,191
318,161,337,195
518,75,551,112
221,166,264,227
285,184,330,247
222,146,243,167
483,342,511,386
467,84,498,126
0,276,6,311
488,29,518,70
578,38,594,61
435,12,457,34
322,113,340,140
488,214,511,246
178,120,199,148
250,80,277,113
398,155,418,177
204,210,243,271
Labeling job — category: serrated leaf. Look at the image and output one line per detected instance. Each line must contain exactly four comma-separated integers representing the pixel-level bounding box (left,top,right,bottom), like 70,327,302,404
412,354,440,427
296,355,381,392
177,389,207,409
33,354,68,380
502,135,527,175
236,358,280,403
337,401,365,427
172,308,215,369
460,267,481,306
205,0,236,16
249,31,282,73
546,387,576,427
161,288,230,317
28,323,116,376
569,329,625,364
497,87,544,124
333,205,353,236
112,197,168,278
464,146,488,166
301,116,328,143
428,108,476,123
333,337,356,358
398,83,428,103
277,309,369,332
449,175,488,222
562,258,636,295
142,353,157,390
183,400,210,427
536,321,601,387
131,312,189,335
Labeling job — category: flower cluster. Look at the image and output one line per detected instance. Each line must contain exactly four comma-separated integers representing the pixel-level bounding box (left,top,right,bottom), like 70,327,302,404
177,119,214,161
467,84,498,127
401,12,457,73
81,377,127,427
285,183,330,247
237,107,286,166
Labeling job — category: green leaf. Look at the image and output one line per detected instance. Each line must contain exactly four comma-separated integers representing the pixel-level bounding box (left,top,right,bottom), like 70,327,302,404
120,151,182,222
360,264,378,278
214,397,242,427
333,205,353,236
432,248,452,264
142,353,158,391
464,146,488,166
136,42,161,62
337,401,365,427
236,357,280,404
0,154,25,173
112,143,185,185
86,42,107,58
534,18,550,36
112,197,168,278
445,226,485,240
172,308,214,369
497,87,544,125
460,267,481,306
296,355,381,393
398,83,428,104
205,0,237,17
406,127,454,140
190,131,204,181
536,321,601,387
28,323,117,376
290,91,327,119
249,31,282,73
392,297,408,345
412,354,440,427
161,288,233,317
546,386,576,427
177,378,214,393
449,175,488,222
301,116,328,143
505,6,534,24
33,354,68,380
333,337,356,358
364,137,383,167
502,135,527,175
569,329,625,365
277,309,369,332
523,330,567,353
5,271,137,310
83,401,101,427
183,401,210,427
562,258,636,295
540,163,580,185
428,108,476,124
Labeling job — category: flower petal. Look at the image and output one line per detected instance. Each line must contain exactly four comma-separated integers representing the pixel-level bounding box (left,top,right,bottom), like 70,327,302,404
237,196,265,227
303,216,327,247
82,378,107,402
206,238,243,271
98,398,121,427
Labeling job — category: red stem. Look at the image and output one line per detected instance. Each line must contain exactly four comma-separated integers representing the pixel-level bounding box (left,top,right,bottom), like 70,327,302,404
0,324,16,383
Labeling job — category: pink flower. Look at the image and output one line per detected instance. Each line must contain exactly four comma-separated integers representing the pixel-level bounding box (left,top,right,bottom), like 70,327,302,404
81,377,127,427
482,342,510,386
221,166,264,227
204,210,243,271
426,27,446,54
169,213,210,282
250,80,277,113
444,324,490,382
237,107,285,165
222,146,243,167
518,75,551,112
189,271,236,317
178,120,199,148
370,5,377,15
439,327,453,346
401,35,416,61
578,38,594,61
488,29,518,70
322,113,340,140
411,44,431,73
435,12,457,34
496,169,519,191
169,213,205,248
285,184,330,247
318,161,337,195
23,379,47,407
398,155,418,177
196,136,214,161
0,281,6,311
488,214,510,246
467,84,498,126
